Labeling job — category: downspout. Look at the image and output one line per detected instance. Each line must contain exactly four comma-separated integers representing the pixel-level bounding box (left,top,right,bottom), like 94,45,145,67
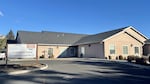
100,41,105,59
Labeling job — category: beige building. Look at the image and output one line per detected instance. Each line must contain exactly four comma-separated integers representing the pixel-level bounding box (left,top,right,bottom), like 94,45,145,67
15,26,148,59
76,26,147,59
16,31,84,58
37,44,77,58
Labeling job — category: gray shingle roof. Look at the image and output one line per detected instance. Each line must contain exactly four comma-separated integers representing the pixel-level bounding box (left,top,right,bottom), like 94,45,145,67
16,31,87,45
16,26,130,45
75,27,128,44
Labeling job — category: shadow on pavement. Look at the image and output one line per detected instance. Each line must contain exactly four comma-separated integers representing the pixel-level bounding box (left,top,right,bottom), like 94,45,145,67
0,60,150,84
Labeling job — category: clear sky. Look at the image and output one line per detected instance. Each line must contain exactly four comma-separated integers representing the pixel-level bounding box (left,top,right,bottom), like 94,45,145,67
0,0,150,38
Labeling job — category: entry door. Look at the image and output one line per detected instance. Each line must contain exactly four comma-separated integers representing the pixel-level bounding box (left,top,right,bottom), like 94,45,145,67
80,47,85,57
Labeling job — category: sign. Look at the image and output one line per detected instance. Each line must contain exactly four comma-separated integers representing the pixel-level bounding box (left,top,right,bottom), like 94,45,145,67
0,53,5,58
8,44,37,59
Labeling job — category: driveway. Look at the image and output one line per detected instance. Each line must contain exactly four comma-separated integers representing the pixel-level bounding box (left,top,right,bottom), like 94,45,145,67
0,58,150,84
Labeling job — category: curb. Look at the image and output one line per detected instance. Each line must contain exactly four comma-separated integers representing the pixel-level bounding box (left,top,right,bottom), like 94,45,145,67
0,64,48,76
112,60,150,70
9,58,82,61
9,58,108,62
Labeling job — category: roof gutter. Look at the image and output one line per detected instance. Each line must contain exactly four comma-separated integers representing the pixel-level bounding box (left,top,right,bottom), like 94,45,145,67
74,41,102,45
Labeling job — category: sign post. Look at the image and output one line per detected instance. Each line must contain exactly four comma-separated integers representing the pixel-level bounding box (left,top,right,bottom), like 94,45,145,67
36,44,39,64
6,43,8,66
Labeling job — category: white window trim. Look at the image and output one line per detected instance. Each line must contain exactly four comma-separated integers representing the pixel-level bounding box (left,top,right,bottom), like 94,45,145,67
122,45,128,55
109,44,116,55
134,45,140,56
81,46,85,56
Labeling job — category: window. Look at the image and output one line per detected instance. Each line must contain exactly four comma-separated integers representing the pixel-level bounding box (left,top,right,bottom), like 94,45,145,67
81,47,85,55
123,46,128,55
48,48,53,57
109,44,115,54
70,48,75,56
134,47,139,54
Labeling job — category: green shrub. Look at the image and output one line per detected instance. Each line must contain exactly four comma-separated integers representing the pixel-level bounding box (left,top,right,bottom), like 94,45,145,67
135,57,148,64
40,55,44,58
116,56,118,60
127,55,135,62
119,55,123,60
135,57,142,63
108,56,111,59
124,57,127,60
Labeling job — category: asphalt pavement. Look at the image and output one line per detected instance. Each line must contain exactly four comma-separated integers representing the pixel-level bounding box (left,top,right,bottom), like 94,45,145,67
0,58,150,84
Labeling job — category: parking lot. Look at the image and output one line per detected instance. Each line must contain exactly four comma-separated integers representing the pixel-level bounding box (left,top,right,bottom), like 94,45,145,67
0,58,150,84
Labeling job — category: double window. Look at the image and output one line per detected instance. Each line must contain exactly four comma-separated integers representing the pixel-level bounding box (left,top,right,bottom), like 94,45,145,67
109,44,115,54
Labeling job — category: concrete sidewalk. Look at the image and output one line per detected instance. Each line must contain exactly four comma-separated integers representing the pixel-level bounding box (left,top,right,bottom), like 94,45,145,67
0,63,48,76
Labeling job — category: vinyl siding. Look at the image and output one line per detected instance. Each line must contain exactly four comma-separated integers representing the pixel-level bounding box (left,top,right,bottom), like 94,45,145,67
78,43,104,58
37,45,77,58
104,32,143,60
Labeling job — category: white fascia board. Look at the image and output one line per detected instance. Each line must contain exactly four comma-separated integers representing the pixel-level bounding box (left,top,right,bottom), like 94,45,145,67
126,26,149,40
102,26,148,43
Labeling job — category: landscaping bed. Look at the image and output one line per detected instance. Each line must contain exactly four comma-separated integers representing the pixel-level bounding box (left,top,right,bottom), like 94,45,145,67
127,55,150,66
0,63,46,73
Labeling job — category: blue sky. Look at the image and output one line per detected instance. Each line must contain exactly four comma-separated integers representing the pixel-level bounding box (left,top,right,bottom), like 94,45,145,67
0,0,150,38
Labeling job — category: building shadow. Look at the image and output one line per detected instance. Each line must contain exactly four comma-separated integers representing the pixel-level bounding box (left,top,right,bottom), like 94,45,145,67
0,60,150,84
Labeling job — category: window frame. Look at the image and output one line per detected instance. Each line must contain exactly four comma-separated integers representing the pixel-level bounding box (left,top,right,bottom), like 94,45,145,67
109,44,115,55
48,48,53,56
123,45,128,55
134,46,139,55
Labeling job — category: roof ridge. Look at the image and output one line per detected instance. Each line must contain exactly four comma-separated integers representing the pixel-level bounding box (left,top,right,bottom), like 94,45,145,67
94,26,128,35
18,30,40,33
41,31,88,35
75,26,130,45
